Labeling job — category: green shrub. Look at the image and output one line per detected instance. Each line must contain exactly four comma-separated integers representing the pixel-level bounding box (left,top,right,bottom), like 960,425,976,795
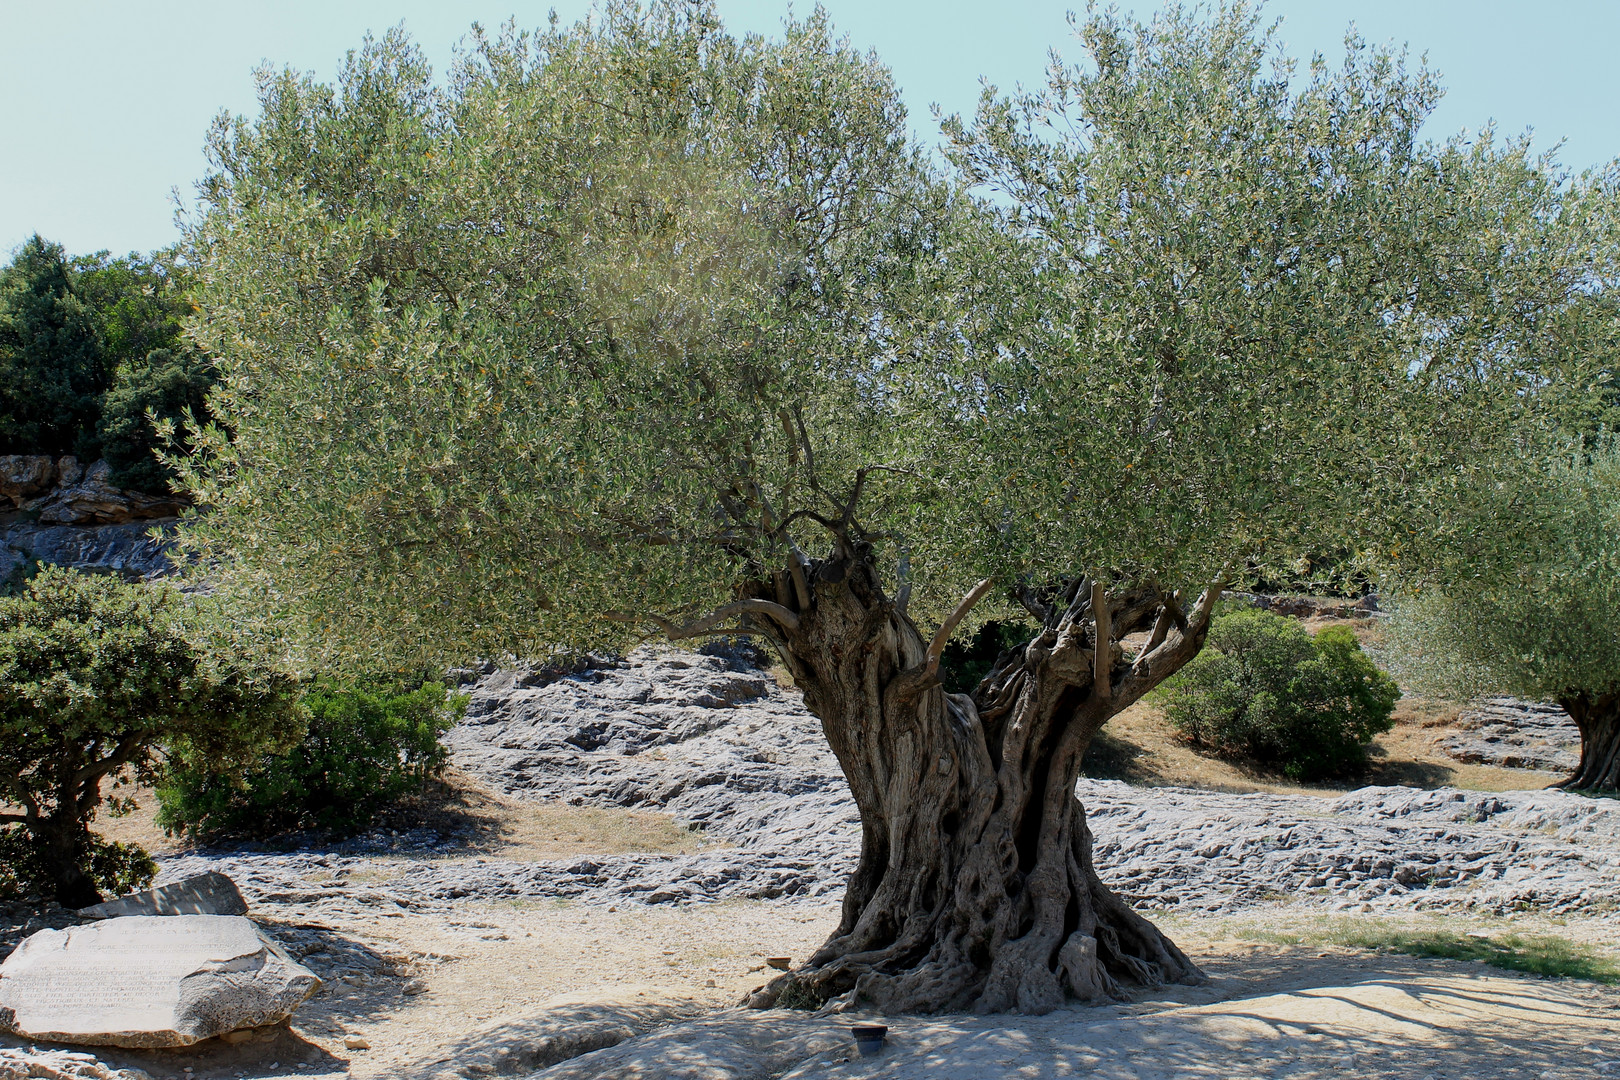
0,566,304,906
1154,608,1399,780
157,678,465,838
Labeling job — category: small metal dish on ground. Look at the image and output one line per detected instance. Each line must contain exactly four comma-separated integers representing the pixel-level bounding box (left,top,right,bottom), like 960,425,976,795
851,1023,887,1057
765,956,791,970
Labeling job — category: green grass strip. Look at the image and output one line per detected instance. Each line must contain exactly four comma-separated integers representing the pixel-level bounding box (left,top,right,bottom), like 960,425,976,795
1246,925,1620,984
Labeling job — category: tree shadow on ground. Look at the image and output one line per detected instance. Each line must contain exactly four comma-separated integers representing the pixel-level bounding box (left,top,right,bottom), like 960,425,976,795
0,1025,353,1080
1362,755,1457,789
1082,729,1158,783
390,989,710,1080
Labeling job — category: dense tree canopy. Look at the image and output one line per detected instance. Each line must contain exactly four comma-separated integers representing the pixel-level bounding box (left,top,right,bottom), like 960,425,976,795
179,1,1616,1012
0,236,106,459
0,237,216,493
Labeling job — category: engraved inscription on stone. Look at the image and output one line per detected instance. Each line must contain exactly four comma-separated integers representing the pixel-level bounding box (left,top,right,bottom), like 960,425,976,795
27,970,171,1008
0,915,319,1049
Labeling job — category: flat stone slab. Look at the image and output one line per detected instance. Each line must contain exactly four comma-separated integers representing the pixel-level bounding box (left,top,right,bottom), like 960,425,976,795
0,1046,152,1079
77,872,248,920
0,915,319,1048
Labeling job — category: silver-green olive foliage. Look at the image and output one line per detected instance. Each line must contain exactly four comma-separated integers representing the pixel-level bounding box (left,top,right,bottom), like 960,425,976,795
178,2,1609,668
1386,440,1620,706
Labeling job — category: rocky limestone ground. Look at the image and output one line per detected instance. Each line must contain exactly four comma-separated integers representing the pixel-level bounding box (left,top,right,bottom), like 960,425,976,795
1443,697,1582,773
138,648,1620,921
6,644,1620,1079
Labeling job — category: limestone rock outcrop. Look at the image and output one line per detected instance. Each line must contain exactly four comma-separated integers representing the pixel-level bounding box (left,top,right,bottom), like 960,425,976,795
1442,697,1580,772
0,455,59,502
0,456,185,524
33,460,186,525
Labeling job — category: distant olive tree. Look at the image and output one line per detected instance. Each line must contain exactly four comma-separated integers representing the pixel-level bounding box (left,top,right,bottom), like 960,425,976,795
1387,441,1620,791
178,2,1611,1012
0,568,303,906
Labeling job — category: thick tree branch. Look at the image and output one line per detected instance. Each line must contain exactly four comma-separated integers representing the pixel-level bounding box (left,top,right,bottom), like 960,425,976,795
895,549,913,616
1092,580,1112,701
787,546,813,609
608,599,800,641
1016,582,1051,623
1117,568,1231,706
72,737,144,788
1140,595,1177,656
1188,567,1230,632
927,578,998,676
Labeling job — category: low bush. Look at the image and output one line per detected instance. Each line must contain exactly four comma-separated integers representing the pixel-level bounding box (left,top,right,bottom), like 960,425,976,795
157,678,465,838
0,566,303,906
1154,608,1399,780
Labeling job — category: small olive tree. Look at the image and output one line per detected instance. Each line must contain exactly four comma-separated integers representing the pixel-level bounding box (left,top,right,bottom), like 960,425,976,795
0,567,304,906
178,3,1610,1012
1387,442,1620,791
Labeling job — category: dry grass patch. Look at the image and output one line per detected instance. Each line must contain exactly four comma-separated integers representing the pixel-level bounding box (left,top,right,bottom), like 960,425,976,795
363,767,725,861
1224,916,1620,984
61,767,723,863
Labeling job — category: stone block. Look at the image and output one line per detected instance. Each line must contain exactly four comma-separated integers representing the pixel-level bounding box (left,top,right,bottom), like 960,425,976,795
76,871,248,919
0,915,320,1048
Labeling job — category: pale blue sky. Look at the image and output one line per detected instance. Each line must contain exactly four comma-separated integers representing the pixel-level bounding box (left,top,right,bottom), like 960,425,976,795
3,2,1615,257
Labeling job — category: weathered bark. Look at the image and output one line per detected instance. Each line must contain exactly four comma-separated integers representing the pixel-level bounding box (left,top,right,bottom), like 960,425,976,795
736,542,1218,1014
1557,692,1620,792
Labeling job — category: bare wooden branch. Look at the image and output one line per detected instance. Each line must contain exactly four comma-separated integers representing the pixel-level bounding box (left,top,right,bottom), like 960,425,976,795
1092,580,1111,701
787,545,812,610
925,578,998,676
888,577,998,705
1189,563,1232,631
1141,605,1174,656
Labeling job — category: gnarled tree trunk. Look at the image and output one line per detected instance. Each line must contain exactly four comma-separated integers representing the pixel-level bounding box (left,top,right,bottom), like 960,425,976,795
1557,692,1620,792
734,541,1219,1014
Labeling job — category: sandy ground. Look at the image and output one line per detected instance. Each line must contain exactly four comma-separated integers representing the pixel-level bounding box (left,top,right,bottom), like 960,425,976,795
12,897,1615,1080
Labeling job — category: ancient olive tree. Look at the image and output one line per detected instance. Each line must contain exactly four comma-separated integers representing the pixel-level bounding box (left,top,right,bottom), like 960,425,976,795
1386,441,1620,791
179,4,1605,1012
0,568,303,907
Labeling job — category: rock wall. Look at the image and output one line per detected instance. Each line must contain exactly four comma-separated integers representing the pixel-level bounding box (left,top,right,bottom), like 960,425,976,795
0,455,185,525
0,456,183,581
0,518,179,581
